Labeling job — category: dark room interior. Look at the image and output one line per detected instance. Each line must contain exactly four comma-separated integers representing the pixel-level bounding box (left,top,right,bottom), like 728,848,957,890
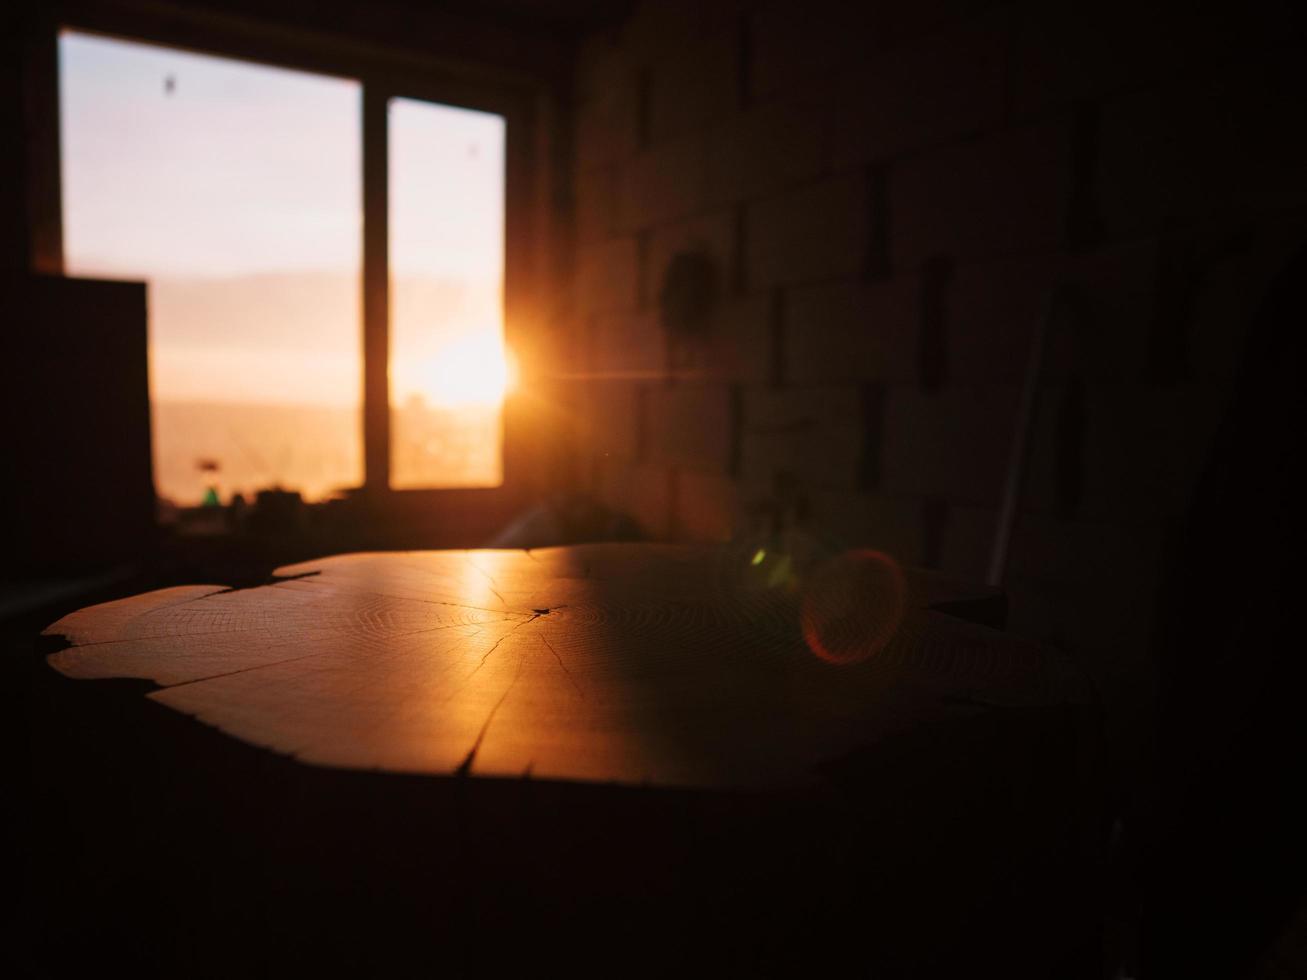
7,1,1306,976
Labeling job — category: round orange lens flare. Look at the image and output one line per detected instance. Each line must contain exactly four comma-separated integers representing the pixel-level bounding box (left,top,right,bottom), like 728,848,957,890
800,550,907,666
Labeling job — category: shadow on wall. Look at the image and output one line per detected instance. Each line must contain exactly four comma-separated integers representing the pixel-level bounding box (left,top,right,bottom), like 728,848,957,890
488,494,643,548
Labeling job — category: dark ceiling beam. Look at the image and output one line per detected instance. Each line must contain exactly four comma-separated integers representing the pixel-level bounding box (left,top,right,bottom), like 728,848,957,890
54,0,580,89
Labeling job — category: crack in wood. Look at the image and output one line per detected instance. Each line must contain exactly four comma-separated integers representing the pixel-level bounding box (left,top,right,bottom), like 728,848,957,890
539,632,583,699
451,615,538,694
455,647,528,777
153,647,338,691
464,556,509,607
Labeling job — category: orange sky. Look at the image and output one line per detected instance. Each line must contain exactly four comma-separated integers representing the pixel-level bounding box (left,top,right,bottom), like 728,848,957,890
59,30,506,411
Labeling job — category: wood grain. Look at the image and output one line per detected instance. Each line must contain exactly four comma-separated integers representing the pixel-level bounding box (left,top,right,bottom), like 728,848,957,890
44,544,1086,789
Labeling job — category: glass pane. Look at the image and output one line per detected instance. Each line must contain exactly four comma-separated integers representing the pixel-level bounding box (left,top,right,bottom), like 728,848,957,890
60,31,362,506
389,97,507,489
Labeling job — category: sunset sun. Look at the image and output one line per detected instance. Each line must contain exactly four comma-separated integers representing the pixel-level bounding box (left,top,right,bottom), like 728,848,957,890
419,332,516,408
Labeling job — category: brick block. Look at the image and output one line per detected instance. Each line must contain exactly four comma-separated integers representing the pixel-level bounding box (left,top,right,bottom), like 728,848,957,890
541,377,592,490
747,0,874,102
804,491,926,566
881,384,1021,505
647,382,733,472
648,25,739,144
674,469,739,542
575,35,634,103
615,137,708,232
618,0,706,67
575,167,617,246
941,257,1049,386
533,310,587,379
705,95,829,204
576,236,639,314
593,457,672,539
670,292,774,384
785,276,917,384
890,120,1072,272
740,386,865,490
1097,50,1307,243
647,210,736,308
575,76,639,172
583,381,642,460
872,0,1002,49
749,0,997,103
745,173,869,288
829,14,1005,167
591,309,665,376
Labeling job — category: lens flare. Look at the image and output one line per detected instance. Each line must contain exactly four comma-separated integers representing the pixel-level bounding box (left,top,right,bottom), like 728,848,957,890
800,550,907,666
422,332,514,407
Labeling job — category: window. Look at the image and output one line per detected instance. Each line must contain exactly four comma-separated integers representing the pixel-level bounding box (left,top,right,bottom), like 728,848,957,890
389,97,507,489
60,31,363,505
58,29,511,506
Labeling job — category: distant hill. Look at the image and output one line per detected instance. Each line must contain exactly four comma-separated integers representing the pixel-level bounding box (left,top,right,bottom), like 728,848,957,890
149,270,498,351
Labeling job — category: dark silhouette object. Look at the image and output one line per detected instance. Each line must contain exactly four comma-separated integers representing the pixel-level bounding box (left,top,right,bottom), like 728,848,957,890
245,486,307,535
658,249,717,337
1138,244,1307,977
0,274,153,576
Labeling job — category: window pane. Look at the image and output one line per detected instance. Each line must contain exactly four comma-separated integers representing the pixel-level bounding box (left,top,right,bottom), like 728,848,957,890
60,31,362,506
389,97,506,489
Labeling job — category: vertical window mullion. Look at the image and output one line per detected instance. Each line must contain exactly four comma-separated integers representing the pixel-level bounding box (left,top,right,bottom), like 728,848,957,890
362,85,390,490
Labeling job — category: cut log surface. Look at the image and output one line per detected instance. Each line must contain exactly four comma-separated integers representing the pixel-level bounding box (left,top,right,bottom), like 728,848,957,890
44,544,1085,790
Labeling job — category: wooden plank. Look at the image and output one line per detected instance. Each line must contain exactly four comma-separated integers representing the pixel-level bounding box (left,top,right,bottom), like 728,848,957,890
44,543,1087,790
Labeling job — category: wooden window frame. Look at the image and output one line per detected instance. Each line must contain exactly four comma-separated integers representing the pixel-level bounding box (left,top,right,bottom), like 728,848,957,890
39,1,547,533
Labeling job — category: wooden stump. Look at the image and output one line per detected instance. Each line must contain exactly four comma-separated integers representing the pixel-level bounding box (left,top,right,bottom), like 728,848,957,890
35,545,1100,976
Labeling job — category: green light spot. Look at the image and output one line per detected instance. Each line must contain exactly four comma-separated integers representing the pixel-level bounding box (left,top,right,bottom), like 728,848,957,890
767,555,794,588
751,548,766,566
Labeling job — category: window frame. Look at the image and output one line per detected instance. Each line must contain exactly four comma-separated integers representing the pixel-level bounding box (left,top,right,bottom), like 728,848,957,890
44,1,544,527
